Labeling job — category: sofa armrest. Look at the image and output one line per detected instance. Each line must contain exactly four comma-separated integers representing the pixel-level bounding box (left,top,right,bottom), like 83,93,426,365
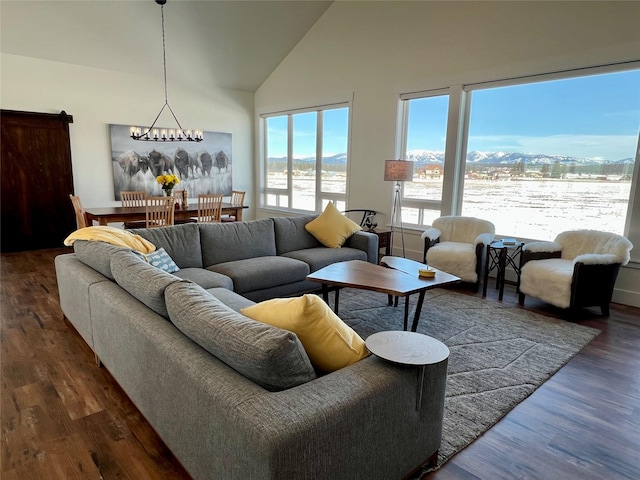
474,232,494,246
421,228,441,242
421,228,441,263
345,230,379,264
571,261,622,313
238,356,448,479
573,253,618,265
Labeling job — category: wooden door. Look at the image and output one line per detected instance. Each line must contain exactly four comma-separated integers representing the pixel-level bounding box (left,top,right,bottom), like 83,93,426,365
1,110,76,252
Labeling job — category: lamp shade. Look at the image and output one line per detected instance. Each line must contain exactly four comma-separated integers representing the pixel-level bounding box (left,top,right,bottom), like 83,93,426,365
384,160,414,182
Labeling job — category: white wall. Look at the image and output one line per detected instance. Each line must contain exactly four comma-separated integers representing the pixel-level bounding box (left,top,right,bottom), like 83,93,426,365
255,1,640,306
0,53,255,213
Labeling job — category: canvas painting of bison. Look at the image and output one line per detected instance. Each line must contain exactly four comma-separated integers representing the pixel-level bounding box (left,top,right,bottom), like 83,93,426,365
109,124,232,200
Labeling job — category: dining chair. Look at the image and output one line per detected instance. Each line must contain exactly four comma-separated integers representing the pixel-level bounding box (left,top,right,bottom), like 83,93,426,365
145,196,175,228
220,190,245,222
197,194,224,223
69,194,90,229
121,191,147,229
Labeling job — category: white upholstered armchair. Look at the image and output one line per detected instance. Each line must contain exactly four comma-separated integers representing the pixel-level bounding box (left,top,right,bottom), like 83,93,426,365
421,216,495,291
518,230,633,316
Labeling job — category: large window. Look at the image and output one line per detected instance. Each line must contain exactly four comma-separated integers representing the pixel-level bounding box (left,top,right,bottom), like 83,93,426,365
262,104,349,212
401,93,449,226
400,66,639,241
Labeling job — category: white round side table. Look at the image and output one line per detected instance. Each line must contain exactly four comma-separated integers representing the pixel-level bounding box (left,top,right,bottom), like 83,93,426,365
366,331,449,410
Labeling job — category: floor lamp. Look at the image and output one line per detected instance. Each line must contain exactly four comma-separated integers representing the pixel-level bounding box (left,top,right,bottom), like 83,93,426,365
384,160,414,257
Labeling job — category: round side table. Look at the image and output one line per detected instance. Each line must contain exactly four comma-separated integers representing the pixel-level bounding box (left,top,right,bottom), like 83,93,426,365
366,331,449,410
483,239,525,301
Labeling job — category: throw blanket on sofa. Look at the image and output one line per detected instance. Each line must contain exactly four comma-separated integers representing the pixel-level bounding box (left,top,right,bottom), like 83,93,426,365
64,226,156,253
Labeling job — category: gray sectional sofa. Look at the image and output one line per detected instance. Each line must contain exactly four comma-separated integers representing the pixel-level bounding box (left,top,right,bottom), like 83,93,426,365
55,215,448,480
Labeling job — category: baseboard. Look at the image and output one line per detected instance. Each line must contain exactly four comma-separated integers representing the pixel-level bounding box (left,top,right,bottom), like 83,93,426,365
612,288,640,308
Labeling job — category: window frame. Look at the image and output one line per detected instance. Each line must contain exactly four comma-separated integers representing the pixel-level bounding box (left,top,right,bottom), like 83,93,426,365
260,102,351,214
398,62,640,243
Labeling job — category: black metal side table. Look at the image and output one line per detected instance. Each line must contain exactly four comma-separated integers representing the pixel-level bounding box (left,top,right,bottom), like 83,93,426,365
482,239,524,301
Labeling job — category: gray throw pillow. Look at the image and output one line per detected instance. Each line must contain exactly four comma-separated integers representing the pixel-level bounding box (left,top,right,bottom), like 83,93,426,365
164,281,316,391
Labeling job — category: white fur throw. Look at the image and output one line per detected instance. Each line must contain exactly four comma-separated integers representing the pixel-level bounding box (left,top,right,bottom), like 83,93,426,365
426,241,478,283
432,216,495,245
556,230,632,265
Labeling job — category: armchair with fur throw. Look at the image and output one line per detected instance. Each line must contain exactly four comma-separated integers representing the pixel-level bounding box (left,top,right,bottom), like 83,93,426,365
518,229,633,316
421,216,495,291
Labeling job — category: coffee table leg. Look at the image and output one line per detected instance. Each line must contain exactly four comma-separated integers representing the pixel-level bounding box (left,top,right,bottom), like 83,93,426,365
403,297,410,331
321,284,329,303
410,290,426,332
334,288,340,315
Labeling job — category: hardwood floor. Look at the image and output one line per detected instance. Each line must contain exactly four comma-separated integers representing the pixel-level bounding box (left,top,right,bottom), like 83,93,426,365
2,248,639,479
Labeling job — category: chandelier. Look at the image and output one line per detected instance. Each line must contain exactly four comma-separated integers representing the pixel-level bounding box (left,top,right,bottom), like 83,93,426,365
130,0,203,142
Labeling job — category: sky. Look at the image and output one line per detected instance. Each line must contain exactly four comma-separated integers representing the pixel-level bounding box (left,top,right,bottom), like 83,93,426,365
409,69,640,162
268,68,639,162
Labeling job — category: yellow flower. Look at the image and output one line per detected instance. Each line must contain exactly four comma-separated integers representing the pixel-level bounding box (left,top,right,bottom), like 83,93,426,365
157,174,180,188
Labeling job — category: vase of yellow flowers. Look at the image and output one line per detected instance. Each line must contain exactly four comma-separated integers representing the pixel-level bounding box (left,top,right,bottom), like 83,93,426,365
156,174,180,196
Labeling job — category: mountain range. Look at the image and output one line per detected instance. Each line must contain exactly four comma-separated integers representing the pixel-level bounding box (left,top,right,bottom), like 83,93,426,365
269,151,633,166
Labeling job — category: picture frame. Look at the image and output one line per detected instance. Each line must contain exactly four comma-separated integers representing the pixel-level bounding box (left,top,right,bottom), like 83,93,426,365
109,124,232,200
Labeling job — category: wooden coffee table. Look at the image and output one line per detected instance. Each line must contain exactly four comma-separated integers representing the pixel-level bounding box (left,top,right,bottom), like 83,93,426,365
307,259,460,332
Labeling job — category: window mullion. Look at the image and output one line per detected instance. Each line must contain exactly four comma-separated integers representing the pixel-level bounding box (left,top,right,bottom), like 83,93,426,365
286,114,293,209
316,111,323,211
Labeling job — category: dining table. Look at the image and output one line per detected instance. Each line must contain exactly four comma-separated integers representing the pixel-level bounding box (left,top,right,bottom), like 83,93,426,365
85,202,247,226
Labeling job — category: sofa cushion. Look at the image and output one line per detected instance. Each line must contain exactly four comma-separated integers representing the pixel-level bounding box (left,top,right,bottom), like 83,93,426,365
111,249,182,319
200,219,276,266
283,247,367,272
241,294,369,373
207,256,309,294
520,258,574,309
131,223,203,268
273,215,322,254
173,268,233,290
304,202,362,248
426,241,478,283
206,287,256,312
73,240,131,280
165,281,316,391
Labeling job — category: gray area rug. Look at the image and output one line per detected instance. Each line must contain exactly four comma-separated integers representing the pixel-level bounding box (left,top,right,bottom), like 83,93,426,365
335,288,600,474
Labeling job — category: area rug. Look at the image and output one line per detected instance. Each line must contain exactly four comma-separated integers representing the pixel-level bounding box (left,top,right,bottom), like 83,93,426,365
335,288,600,475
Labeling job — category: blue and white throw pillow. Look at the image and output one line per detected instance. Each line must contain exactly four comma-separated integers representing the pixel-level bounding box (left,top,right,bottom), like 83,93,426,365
137,247,180,273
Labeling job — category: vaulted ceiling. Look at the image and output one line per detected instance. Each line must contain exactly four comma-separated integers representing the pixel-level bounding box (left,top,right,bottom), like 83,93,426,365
0,0,333,93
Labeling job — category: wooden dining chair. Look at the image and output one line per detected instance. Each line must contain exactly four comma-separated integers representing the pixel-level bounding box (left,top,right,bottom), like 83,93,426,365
197,194,224,223
121,191,147,207
69,194,90,229
220,190,245,222
121,191,148,229
145,196,175,228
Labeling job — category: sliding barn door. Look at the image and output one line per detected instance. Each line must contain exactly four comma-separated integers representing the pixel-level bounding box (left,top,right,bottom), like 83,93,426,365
1,110,76,252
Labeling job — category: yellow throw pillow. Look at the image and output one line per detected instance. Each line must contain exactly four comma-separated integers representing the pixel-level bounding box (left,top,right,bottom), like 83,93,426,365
305,202,362,248
241,294,369,373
